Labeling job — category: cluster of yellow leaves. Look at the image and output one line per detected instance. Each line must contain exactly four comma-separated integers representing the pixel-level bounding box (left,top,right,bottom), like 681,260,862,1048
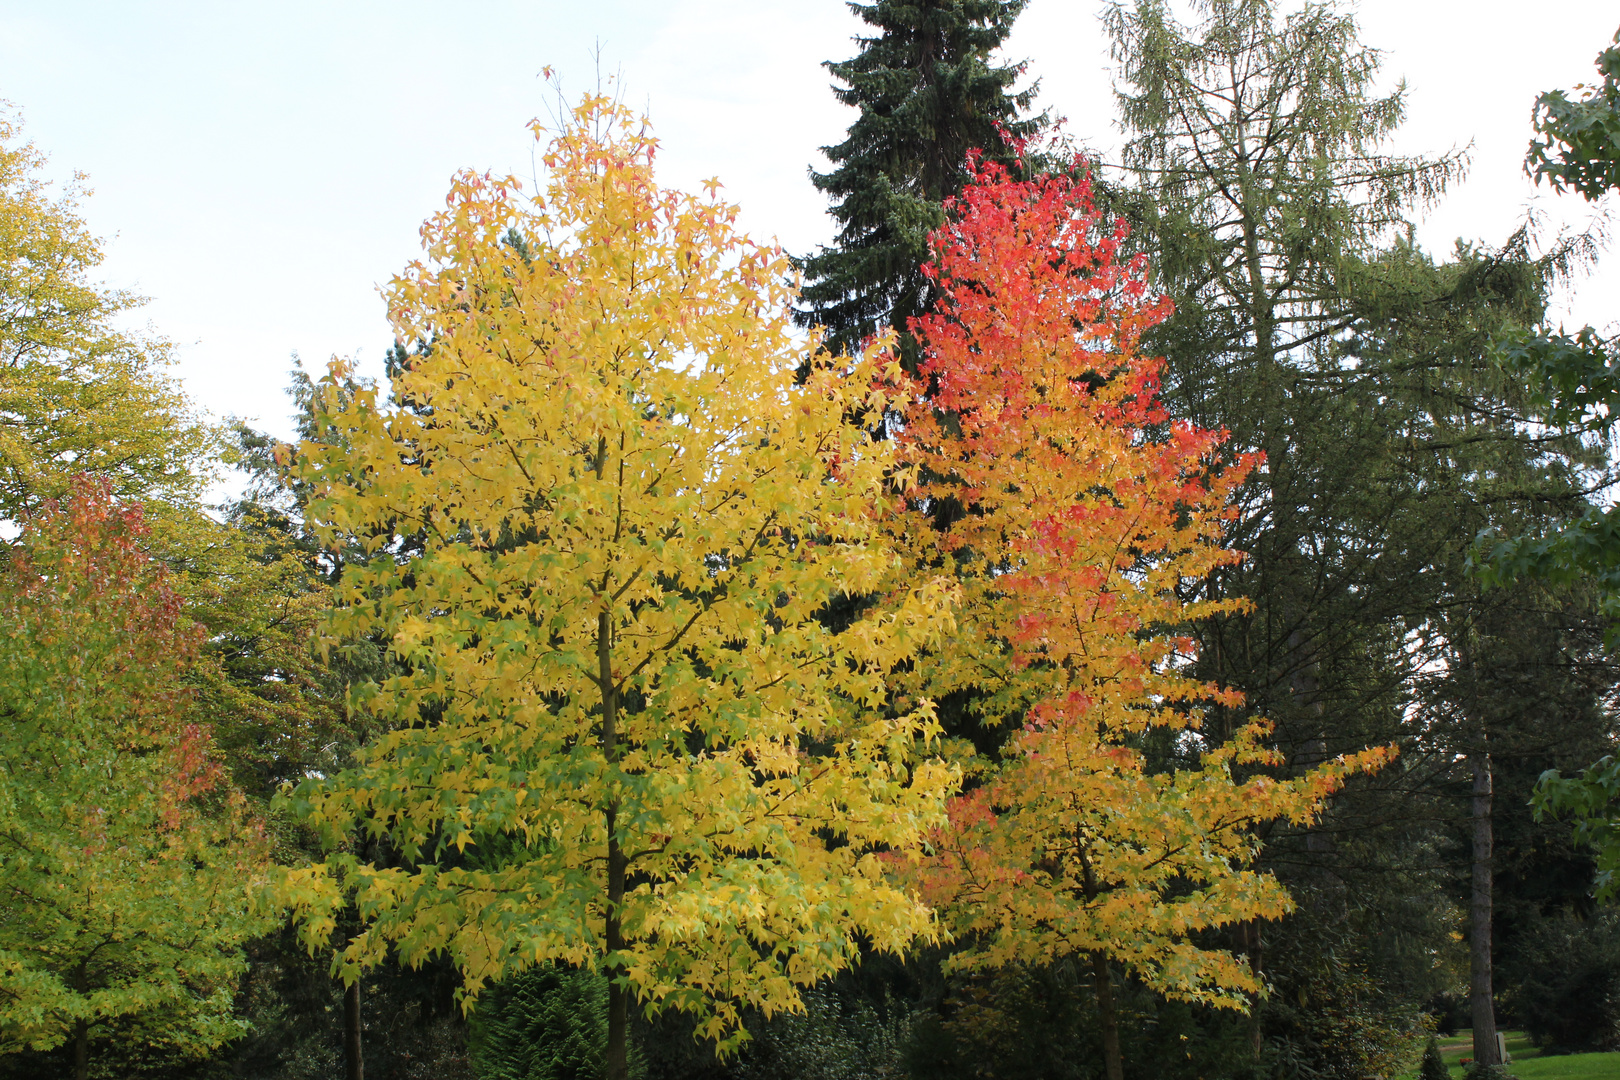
276,96,958,1047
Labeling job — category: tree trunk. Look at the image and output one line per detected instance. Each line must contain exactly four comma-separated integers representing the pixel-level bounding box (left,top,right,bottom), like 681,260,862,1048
1470,746,1500,1067
1236,920,1265,1067
73,1018,88,1080
599,593,630,1080
606,813,628,1080
344,977,364,1080
1091,950,1124,1080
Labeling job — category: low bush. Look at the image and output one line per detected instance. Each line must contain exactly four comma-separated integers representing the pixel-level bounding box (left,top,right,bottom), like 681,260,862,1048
1511,910,1620,1054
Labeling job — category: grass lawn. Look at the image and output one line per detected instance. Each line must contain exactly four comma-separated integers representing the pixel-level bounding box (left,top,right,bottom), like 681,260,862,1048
1408,1031,1620,1080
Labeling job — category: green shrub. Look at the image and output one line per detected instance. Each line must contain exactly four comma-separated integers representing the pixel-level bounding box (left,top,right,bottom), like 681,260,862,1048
1510,909,1620,1053
1420,1037,1450,1080
633,983,911,1080
469,965,607,1080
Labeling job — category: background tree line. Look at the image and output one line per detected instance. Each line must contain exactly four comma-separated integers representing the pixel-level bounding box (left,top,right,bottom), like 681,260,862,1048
2,1,1619,1079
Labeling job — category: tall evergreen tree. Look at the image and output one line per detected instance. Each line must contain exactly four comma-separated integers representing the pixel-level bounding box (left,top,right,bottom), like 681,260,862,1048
1105,0,1615,1073
797,0,1042,369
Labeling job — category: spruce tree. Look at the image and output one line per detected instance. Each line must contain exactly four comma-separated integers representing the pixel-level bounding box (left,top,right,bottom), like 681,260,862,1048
797,0,1041,368
1420,1037,1450,1080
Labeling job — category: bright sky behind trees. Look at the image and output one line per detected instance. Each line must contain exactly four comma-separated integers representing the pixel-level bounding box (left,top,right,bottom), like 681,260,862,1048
1,0,1615,443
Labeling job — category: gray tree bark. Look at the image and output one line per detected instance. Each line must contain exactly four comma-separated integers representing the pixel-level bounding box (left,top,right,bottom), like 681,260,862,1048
1470,745,1500,1067
1091,950,1124,1080
344,977,363,1080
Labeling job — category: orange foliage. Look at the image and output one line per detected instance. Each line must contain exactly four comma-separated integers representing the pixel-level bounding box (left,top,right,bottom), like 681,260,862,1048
893,154,1393,1005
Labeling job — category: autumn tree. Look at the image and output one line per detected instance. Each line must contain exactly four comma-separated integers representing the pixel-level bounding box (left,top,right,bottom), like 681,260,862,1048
797,0,1042,369
0,105,433,1080
0,112,340,803
0,109,212,525
892,154,1391,1080
275,97,958,1080
0,477,269,1080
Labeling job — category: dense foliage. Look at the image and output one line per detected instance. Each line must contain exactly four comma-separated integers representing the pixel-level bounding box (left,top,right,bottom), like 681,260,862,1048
276,97,959,1080
0,479,268,1077
4,5,1620,1079
0,109,210,523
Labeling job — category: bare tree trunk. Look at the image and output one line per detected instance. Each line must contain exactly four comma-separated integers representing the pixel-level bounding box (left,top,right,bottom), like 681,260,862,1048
1091,950,1124,1080
606,813,628,1080
599,590,630,1080
1470,746,1500,1068
344,977,364,1080
1238,920,1264,1065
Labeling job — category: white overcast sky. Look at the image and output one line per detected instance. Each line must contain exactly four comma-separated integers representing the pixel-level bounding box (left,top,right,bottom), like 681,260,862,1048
2,1,1617,443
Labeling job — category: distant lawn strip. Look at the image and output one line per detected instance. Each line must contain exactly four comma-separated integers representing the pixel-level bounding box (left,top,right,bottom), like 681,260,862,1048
1511,1055,1620,1080
1419,1032,1620,1080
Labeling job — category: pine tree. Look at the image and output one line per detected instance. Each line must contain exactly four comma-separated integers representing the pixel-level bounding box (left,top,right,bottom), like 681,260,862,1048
797,0,1041,369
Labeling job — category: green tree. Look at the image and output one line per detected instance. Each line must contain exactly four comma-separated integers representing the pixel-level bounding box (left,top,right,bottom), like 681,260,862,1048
469,966,607,1080
1106,1,1607,1074
1473,26,1620,912
1420,1037,1450,1080
796,0,1042,369
0,109,212,524
0,478,269,1080
1526,27,1620,202
201,398,475,1080
1107,0,1464,499
1476,25,1620,623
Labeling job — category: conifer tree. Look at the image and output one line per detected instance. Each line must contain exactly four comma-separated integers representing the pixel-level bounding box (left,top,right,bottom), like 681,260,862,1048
469,966,607,1080
797,0,1042,368
1107,2,1612,1072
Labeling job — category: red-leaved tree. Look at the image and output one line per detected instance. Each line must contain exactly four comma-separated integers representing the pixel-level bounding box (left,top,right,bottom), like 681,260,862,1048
891,154,1393,1080
0,476,268,1079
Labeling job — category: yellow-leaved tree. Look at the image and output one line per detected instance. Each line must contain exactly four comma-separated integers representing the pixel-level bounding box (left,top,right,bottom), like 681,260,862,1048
0,108,211,524
275,97,957,1079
